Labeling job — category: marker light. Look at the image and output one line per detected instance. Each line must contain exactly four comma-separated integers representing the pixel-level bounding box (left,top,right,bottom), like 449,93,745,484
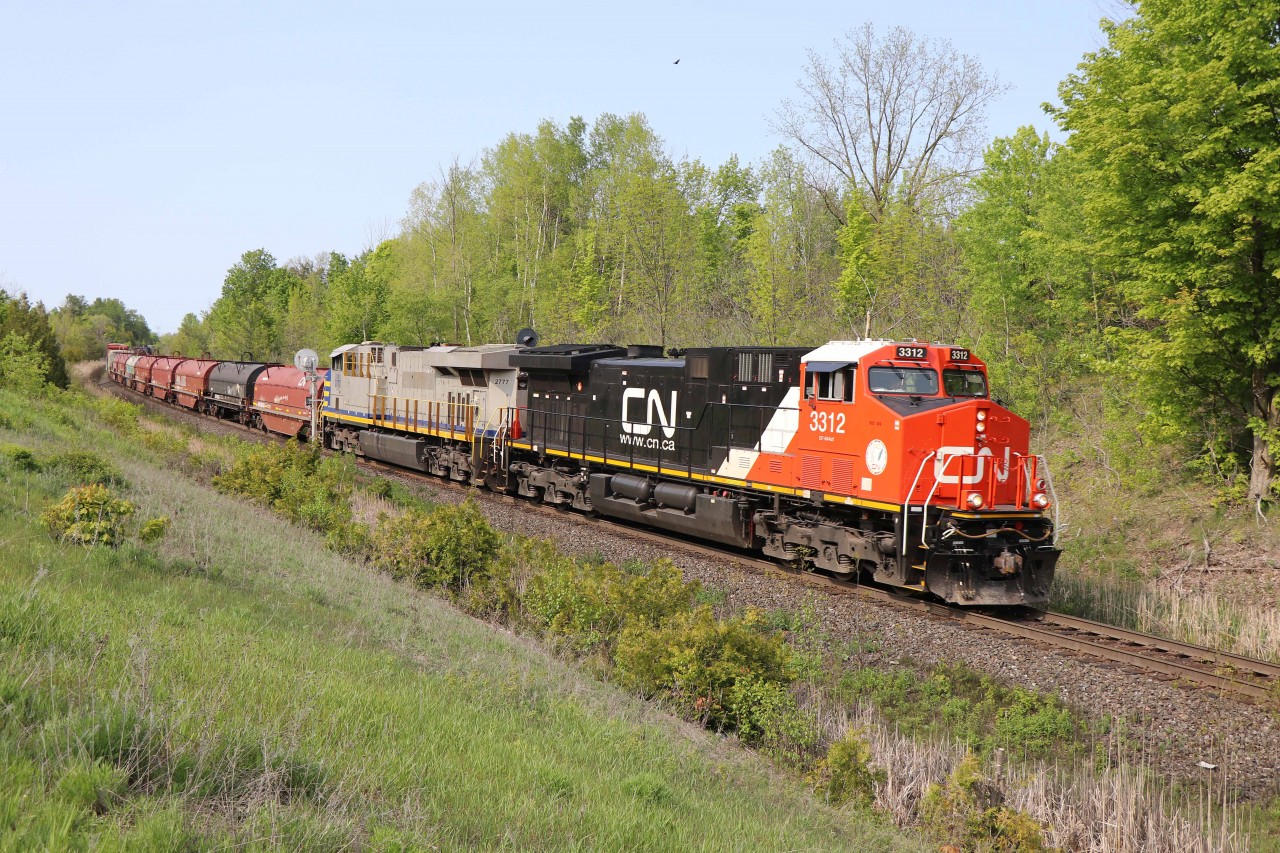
1032,492,1051,509
966,493,985,509
1035,478,1047,492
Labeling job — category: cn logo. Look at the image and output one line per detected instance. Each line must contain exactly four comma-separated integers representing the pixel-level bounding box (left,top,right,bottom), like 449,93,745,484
621,388,677,439
935,446,1012,485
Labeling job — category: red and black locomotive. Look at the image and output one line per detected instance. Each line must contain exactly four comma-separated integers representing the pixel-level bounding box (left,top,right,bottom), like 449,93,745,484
108,336,1059,606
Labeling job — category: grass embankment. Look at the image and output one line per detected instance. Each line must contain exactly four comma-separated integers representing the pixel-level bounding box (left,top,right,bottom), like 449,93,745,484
19,374,1272,851
1045,407,1280,664
0,388,913,849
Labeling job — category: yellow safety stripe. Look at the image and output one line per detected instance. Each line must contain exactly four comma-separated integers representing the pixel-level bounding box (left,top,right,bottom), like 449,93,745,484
506,441,919,508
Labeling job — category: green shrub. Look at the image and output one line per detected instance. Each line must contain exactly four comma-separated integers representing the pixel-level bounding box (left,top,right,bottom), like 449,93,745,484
0,443,41,472
92,395,142,434
141,428,188,458
726,674,819,757
614,606,792,734
139,516,171,544
523,556,699,652
49,449,126,487
41,484,136,547
214,441,353,534
811,728,885,807
920,753,1047,852
372,498,499,589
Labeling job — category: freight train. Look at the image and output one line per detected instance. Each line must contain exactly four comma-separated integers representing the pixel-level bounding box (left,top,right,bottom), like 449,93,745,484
106,336,1059,606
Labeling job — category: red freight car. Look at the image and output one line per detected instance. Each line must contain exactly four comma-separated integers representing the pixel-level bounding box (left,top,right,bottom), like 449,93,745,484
147,356,188,402
172,359,220,411
131,355,160,394
250,365,314,438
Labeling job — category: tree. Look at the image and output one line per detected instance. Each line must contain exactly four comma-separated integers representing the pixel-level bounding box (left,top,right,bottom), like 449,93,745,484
1052,1,1280,507
161,312,211,357
775,23,1006,223
207,249,293,360
0,290,68,388
51,295,155,363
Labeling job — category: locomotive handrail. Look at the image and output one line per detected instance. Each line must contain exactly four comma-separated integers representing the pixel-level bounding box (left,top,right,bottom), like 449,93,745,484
1033,454,1060,544
903,450,938,556
918,451,968,547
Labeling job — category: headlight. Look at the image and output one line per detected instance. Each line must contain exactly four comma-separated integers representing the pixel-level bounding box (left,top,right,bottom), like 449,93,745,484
1032,492,1051,509
976,422,986,433
966,493,985,509
976,410,987,422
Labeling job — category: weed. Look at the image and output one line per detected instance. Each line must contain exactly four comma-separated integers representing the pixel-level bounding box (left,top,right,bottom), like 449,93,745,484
372,497,499,589
49,449,127,487
41,484,136,547
811,728,885,808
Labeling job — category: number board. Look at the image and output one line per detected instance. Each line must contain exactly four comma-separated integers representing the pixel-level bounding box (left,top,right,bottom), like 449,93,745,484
894,345,928,360
949,348,971,362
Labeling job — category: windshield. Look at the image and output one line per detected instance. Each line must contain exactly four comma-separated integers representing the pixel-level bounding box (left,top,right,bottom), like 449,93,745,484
868,366,939,395
943,369,988,398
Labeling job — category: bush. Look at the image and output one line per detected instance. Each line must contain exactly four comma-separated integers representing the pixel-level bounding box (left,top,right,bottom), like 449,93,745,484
726,674,819,757
41,484,136,547
811,728,885,807
523,556,699,652
92,395,142,434
138,516,171,544
614,606,792,734
372,498,499,589
920,753,1047,852
214,441,353,535
0,443,41,472
49,450,126,487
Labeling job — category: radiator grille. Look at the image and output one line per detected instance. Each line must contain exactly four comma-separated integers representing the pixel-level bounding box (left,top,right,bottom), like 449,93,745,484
801,456,823,490
832,459,855,493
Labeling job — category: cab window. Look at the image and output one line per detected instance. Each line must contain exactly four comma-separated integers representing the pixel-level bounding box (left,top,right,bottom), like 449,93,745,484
807,367,857,402
868,366,939,395
943,369,988,398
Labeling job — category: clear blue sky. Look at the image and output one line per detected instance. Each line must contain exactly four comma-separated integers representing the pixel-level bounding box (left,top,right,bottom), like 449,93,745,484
0,1,1115,334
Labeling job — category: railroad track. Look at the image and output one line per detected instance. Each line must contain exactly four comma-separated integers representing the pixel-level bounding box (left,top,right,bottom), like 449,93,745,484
104,377,1280,706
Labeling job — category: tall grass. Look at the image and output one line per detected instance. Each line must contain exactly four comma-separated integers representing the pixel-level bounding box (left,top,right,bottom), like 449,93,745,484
1051,567,1280,663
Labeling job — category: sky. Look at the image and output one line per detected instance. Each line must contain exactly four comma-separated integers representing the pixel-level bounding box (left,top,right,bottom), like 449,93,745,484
0,1,1118,334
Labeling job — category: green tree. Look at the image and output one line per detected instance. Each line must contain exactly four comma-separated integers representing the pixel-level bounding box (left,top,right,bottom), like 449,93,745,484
50,295,154,363
160,312,211,357
1053,1,1280,507
0,291,68,388
208,249,294,360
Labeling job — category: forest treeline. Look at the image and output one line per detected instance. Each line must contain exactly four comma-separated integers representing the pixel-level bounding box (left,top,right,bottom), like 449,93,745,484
19,3,1280,507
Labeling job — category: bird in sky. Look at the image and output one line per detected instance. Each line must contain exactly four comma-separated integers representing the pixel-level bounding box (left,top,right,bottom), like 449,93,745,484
673,59,680,64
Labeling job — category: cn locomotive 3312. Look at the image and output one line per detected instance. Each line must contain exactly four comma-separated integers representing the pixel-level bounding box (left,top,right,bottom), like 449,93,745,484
111,337,1060,606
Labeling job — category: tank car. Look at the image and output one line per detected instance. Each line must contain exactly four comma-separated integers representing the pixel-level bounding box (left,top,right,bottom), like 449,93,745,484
508,340,1059,606
205,360,269,421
